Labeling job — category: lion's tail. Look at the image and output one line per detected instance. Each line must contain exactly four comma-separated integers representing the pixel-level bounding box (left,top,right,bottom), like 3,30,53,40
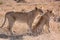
0,15,6,28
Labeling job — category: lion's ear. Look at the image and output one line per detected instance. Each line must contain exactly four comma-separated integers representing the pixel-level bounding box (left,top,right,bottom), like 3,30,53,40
50,10,52,13
47,10,52,13
35,7,38,10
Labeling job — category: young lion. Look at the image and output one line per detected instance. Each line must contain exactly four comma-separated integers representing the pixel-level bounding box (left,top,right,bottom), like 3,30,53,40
0,7,44,35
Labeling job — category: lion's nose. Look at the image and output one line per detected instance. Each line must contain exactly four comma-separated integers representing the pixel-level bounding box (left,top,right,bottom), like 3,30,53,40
57,17,60,22
54,17,60,22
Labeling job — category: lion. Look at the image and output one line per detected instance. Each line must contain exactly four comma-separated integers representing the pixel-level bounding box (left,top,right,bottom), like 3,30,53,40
0,7,44,36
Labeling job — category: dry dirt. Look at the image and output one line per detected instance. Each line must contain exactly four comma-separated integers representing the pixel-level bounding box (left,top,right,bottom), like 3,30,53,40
0,0,60,40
